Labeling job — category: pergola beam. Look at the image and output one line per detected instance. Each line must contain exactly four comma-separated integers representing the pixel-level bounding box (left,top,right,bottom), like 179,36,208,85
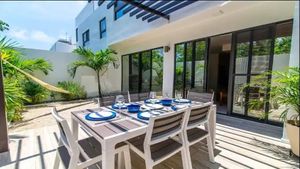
122,0,170,20
0,55,9,153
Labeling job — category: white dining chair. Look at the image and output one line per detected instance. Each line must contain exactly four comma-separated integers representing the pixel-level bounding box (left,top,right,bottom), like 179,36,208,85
187,91,214,103
184,103,215,169
126,107,191,169
51,108,131,169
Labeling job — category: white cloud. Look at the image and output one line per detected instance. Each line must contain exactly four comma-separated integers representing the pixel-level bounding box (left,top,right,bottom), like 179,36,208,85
9,29,29,40
31,30,55,43
8,28,55,44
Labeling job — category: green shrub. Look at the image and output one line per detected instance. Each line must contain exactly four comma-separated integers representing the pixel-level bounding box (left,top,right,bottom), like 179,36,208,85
23,81,50,104
57,81,86,100
4,78,29,122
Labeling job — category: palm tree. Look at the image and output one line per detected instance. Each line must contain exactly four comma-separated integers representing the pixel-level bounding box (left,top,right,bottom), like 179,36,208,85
70,47,118,98
0,20,69,121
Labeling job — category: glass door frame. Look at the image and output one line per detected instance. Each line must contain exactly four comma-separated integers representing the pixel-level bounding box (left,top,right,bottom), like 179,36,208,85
173,38,209,98
121,47,163,93
228,24,282,125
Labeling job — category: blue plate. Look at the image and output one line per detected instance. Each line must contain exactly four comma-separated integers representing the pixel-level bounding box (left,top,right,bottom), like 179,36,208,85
171,105,188,111
144,99,161,104
85,111,116,121
137,111,161,120
173,99,191,103
112,103,129,109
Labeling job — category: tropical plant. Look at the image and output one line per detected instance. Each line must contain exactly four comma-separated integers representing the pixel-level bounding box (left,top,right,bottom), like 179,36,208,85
70,47,118,98
57,81,86,100
248,67,299,126
4,78,29,122
0,20,69,122
23,81,50,104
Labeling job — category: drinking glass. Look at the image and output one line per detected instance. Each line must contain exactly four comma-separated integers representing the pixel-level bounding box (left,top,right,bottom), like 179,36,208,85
175,91,182,100
115,95,125,110
149,92,156,104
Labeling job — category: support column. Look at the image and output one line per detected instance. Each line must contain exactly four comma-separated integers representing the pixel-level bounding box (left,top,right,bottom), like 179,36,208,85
0,55,9,153
282,1,299,142
162,43,175,97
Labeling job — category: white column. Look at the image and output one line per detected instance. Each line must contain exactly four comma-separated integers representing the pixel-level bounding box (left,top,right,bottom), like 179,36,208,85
162,44,175,97
289,1,299,67
281,1,299,142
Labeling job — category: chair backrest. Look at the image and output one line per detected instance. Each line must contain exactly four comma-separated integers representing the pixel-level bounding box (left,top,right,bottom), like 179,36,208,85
145,107,190,145
187,91,214,103
51,108,79,156
128,92,140,102
187,103,212,129
98,92,130,106
139,92,149,101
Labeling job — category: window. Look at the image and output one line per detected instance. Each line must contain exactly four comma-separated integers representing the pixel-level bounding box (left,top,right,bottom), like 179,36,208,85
114,1,129,20
122,48,164,93
99,18,106,39
75,28,78,42
82,30,89,47
174,40,208,97
231,21,293,123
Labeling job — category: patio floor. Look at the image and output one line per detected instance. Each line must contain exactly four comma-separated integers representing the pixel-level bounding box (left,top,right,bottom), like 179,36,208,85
0,101,299,169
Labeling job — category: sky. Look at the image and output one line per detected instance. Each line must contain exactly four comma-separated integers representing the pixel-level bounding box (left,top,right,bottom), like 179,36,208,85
0,1,86,50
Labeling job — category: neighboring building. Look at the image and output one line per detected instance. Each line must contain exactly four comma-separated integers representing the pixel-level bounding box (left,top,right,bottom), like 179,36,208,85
49,39,76,53
75,1,299,124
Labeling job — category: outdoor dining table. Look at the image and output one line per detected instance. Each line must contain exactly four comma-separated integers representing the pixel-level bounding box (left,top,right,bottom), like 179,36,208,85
71,100,217,169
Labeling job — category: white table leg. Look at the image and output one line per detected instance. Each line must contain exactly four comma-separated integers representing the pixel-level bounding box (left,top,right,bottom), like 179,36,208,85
102,142,116,169
72,117,79,140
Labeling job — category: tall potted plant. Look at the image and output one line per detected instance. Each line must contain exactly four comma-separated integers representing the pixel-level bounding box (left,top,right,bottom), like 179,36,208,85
249,67,299,156
272,67,299,156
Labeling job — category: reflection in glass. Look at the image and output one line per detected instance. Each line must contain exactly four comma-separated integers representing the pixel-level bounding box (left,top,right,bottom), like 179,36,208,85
235,31,250,74
129,53,139,93
232,76,247,115
175,44,184,95
248,75,267,119
151,48,163,92
185,42,193,90
122,55,129,91
141,51,151,92
251,28,271,74
269,21,292,122
194,41,206,92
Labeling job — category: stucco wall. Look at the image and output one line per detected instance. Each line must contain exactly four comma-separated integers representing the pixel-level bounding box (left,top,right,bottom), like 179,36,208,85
110,1,295,96
74,1,296,97
17,48,120,97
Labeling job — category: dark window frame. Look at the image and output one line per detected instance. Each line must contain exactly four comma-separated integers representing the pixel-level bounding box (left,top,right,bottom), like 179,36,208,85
75,28,78,42
82,29,90,47
173,19,292,126
99,17,106,39
173,39,209,98
121,47,164,93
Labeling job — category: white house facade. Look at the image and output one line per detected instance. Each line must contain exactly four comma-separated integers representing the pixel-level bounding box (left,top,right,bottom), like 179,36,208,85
75,0,299,124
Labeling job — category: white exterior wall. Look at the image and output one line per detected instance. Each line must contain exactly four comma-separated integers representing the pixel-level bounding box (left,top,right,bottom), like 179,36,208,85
49,41,76,53
289,1,299,67
17,48,120,97
75,1,295,96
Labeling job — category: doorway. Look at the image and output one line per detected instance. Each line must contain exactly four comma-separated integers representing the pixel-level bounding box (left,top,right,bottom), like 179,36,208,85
207,34,232,114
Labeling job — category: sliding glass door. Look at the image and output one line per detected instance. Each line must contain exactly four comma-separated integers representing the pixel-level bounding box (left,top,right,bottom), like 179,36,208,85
174,39,208,97
122,48,164,93
231,21,292,123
